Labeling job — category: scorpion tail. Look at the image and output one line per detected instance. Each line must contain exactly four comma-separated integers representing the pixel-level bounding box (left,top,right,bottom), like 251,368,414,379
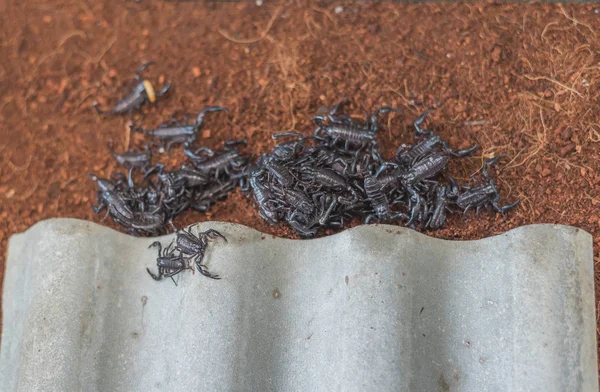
414,109,434,136
196,106,228,124
499,199,521,215
482,156,503,178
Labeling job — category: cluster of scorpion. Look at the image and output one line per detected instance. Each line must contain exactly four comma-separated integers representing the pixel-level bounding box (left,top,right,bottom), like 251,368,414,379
89,65,519,283
89,63,246,282
247,99,520,236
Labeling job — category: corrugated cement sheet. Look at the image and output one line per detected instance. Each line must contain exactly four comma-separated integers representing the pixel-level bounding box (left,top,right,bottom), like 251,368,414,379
1,219,597,391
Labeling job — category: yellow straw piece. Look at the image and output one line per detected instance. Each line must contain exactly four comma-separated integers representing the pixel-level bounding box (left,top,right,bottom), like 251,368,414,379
143,80,156,103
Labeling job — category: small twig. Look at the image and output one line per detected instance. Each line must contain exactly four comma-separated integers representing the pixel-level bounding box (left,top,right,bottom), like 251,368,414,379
463,120,486,126
18,180,39,201
8,153,32,172
76,92,94,110
218,6,283,44
90,35,117,65
124,121,131,150
541,21,559,41
559,4,596,37
29,30,87,78
523,74,584,98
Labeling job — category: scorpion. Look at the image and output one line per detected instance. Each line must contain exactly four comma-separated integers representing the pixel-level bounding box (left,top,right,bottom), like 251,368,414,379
285,193,343,237
93,62,171,117
396,133,477,169
246,170,282,225
175,227,227,279
297,166,359,202
132,107,227,150
362,175,407,224
314,98,402,152
184,138,249,178
258,157,296,188
89,174,168,235
269,132,308,162
384,153,450,226
452,157,521,215
190,180,236,212
146,240,190,284
107,140,156,170
425,184,453,229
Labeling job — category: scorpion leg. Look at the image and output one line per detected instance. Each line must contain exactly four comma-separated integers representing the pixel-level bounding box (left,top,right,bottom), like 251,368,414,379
375,162,398,177
463,205,473,215
447,176,460,198
482,156,502,179
91,200,107,214
205,229,227,242
444,142,479,158
149,241,163,253
329,98,349,117
391,212,409,222
365,214,378,224
493,199,521,215
165,139,181,151
406,188,422,226
144,163,165,177
146,267,163,281
195,106,228,126
476,205,483,216
370,107,402,133
318,197,337,226
157,83,172,97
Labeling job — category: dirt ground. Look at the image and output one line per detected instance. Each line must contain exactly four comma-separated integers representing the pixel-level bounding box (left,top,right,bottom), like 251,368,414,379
1,0,600,376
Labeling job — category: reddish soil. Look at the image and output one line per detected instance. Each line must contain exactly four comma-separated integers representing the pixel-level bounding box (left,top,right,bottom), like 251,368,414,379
1,1,600,375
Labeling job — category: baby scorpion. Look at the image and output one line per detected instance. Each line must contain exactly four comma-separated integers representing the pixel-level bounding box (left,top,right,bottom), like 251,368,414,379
426,185,453,229
107,140,156,170
89,174,169,236
146,240,190,284
185,138,249,178
453,157,520,216
93,62,171,117
396,133,478,169
363,175,407,224
248,173,281,225
176,228,227,279
132,106,227,150
314,98,402,152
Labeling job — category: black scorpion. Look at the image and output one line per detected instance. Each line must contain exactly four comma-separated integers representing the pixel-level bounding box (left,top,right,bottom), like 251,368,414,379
132,107,227,150
93,62,171,117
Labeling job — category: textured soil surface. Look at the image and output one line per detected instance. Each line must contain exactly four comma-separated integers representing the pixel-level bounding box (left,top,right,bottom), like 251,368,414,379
1,1,600,375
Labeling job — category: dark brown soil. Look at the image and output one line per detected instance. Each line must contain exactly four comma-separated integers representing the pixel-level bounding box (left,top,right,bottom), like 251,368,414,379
1,1,599,375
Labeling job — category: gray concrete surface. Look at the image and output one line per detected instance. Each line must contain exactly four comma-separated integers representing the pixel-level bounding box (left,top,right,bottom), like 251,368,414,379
0,219,597,391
